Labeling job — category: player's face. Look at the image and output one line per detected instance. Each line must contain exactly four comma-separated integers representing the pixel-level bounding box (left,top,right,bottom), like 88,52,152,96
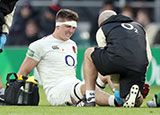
58,24,76,41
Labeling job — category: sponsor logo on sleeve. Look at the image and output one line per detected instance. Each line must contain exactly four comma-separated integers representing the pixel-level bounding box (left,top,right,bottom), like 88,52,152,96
27,48,35,57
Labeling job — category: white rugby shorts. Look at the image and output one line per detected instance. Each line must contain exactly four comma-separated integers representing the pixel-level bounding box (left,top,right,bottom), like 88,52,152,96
47,77,81,106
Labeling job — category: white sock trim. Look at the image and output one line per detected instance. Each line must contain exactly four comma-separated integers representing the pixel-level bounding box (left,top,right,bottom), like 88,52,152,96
86,90,95,103
108,95,115,107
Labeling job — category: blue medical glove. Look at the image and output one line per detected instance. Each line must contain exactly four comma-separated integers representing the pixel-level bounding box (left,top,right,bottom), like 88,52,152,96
0,34,7,52
114,90,123,105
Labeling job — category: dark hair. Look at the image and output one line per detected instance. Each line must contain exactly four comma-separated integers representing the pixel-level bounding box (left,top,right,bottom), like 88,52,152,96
56,9,79,21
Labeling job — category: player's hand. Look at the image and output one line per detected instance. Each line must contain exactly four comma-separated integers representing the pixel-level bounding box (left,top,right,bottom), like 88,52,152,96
0,34,7,53
114,90,123,105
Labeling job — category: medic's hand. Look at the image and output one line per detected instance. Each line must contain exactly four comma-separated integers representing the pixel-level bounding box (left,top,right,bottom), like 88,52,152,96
0,34,7,53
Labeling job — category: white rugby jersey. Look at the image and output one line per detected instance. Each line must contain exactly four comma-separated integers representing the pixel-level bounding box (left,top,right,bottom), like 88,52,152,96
26,34,78,94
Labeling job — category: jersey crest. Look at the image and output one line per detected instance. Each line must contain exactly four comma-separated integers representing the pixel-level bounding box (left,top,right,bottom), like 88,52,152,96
72,46,76,53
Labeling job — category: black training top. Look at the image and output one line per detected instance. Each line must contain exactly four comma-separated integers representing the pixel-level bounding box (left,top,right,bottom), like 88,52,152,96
100,14,148,72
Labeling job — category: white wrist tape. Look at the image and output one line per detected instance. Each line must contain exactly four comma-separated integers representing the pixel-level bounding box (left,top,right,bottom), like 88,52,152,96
56,21,77,28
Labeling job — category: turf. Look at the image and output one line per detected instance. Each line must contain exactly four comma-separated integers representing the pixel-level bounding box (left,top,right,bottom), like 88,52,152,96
0,86,160,115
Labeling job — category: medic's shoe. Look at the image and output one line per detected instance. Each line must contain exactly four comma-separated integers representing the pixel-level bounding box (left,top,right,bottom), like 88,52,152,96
123,84,139,108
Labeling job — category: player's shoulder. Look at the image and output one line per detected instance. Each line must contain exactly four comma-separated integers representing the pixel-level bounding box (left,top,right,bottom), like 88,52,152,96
67,39,77,45
29,35,52,47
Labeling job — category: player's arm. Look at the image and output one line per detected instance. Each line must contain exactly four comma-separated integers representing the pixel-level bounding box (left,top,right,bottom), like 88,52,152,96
18,39,43,76
17,56,38,76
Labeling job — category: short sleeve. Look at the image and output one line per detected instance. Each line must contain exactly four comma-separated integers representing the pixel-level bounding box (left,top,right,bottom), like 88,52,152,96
26,41,44,62
96,27,106,47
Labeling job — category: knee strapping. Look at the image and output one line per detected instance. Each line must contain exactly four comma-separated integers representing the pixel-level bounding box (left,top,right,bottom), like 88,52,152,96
70,82,84,102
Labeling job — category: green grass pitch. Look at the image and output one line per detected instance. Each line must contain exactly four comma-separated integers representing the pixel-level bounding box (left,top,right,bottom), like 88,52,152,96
0,86,160,115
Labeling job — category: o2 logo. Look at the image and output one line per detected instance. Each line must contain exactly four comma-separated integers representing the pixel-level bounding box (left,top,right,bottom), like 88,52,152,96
121,23,138,33
65,55,75,66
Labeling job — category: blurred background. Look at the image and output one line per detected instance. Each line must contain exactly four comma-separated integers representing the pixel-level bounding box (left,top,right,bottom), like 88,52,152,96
5,0,160,48
1,0,160,85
